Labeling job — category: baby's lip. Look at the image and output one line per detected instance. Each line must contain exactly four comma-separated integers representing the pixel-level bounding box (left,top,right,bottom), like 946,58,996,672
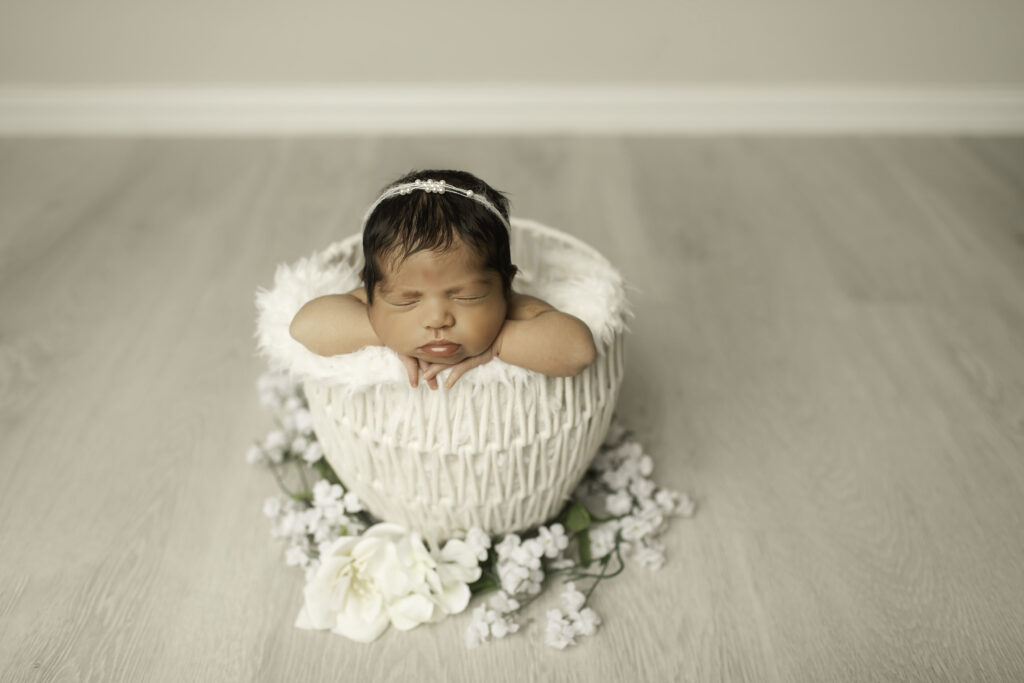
419,340,461,357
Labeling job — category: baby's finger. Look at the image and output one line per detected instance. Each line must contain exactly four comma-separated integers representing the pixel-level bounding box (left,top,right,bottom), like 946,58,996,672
445,363,476,389
400,356,419,387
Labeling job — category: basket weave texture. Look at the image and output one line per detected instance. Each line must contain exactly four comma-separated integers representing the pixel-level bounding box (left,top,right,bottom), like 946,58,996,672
268,219,627,543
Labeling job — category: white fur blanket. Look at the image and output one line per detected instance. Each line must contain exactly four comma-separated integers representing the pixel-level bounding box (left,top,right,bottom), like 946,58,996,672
254,217,631,393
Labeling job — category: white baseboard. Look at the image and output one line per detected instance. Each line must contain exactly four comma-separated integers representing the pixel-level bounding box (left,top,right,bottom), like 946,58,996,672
1,84,1022,135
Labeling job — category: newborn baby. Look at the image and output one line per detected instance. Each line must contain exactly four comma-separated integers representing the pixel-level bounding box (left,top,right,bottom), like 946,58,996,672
289,169,596,389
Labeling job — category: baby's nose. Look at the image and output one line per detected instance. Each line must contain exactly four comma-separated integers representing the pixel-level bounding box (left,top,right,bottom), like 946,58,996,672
424,300,454,329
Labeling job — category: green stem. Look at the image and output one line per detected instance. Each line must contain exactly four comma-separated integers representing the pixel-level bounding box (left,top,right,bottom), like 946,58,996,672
582,539,625,606
294,459,310,494
268,461,298,501
313,458,343,487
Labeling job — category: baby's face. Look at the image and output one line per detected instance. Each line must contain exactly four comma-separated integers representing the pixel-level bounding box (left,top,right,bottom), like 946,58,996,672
367,237,508,365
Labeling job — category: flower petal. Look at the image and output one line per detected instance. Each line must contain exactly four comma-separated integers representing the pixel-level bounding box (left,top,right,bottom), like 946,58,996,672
388,593,436,631
434,580,471,615
294,606,317,630
333,595,390,643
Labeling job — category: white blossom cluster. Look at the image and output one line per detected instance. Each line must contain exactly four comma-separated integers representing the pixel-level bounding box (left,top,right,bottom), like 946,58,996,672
538,582,602,649
262,479,368,580
250,371,364,579
463,523,570,648
578,428,697,571
246,372,323,466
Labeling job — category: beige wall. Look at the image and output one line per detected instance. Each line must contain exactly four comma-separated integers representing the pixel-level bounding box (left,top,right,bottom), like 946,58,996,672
1,0,1022,85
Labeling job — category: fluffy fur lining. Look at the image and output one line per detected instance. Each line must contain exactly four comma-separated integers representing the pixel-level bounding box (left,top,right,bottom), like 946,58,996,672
254,217,630,393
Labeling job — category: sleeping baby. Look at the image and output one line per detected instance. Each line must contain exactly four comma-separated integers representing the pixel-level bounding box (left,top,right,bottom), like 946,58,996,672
289,169,596,389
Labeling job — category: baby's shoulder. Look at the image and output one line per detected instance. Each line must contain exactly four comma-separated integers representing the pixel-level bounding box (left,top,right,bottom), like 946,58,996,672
507,292,555,321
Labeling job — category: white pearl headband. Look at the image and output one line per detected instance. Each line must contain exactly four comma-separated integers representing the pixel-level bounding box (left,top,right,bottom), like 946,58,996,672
360,178,511,232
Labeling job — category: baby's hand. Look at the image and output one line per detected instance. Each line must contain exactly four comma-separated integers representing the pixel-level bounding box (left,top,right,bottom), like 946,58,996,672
397,354,430,389
418,338,500,390
395,354,456,390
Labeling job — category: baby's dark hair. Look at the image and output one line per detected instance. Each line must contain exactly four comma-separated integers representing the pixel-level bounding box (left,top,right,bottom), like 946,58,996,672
360,169,518,304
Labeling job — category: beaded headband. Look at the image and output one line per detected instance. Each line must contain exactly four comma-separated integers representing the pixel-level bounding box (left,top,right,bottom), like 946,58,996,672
360,178,511,232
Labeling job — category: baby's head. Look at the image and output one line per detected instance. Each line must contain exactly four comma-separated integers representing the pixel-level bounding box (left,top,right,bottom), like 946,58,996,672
360,169,518,365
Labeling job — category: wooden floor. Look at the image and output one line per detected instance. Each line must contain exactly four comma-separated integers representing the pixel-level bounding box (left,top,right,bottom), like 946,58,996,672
1,136,1023,682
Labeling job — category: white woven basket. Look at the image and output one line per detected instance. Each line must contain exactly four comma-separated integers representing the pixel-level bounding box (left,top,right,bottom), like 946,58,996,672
256,218,629,544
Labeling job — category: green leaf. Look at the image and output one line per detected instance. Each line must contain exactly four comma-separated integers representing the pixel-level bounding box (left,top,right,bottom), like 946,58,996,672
313,458,342,486
469,575,498,594
577,529,592,567
563,501,592,533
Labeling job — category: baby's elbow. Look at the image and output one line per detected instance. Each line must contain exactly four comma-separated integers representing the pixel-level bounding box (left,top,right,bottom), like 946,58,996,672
564,332,597,377
289,306,324,355
289,314,312,351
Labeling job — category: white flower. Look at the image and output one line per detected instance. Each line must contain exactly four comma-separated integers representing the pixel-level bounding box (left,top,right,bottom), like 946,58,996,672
464,527,491,561
488,590,520,614
629,477,656,502
295,523,474,643
632,541,666,570
294,408,315,435
262,496,282,518
524,568,545,595
675,492,697,517
509,541,542,570
619,515,649,542
654,488,678,514
536,524,569,558
560,582,586,613
490,613,519,638
497,561,530,595
312,480,341,505
464,605,492,648
302,440,324,464
258,372,297,410
542,609,576,649
291,435,310,454
570,607,601,636
638,454,654,477
637,502,666,535
273,509,306,540
285,544,309,567
494,533,521,558
246,444,267,465
605,490,633,516
284,395,304,412
317,501,347,526
342,491,364,514
589,524,617,559
426,536,483,618
616,441,643,460
601,466,632,492
264,429,288,451
263,429,288,463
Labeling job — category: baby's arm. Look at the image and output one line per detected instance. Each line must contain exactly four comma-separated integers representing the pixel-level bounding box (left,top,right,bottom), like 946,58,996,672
290,288,426,387
288,288,380,357
493,293,597,376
